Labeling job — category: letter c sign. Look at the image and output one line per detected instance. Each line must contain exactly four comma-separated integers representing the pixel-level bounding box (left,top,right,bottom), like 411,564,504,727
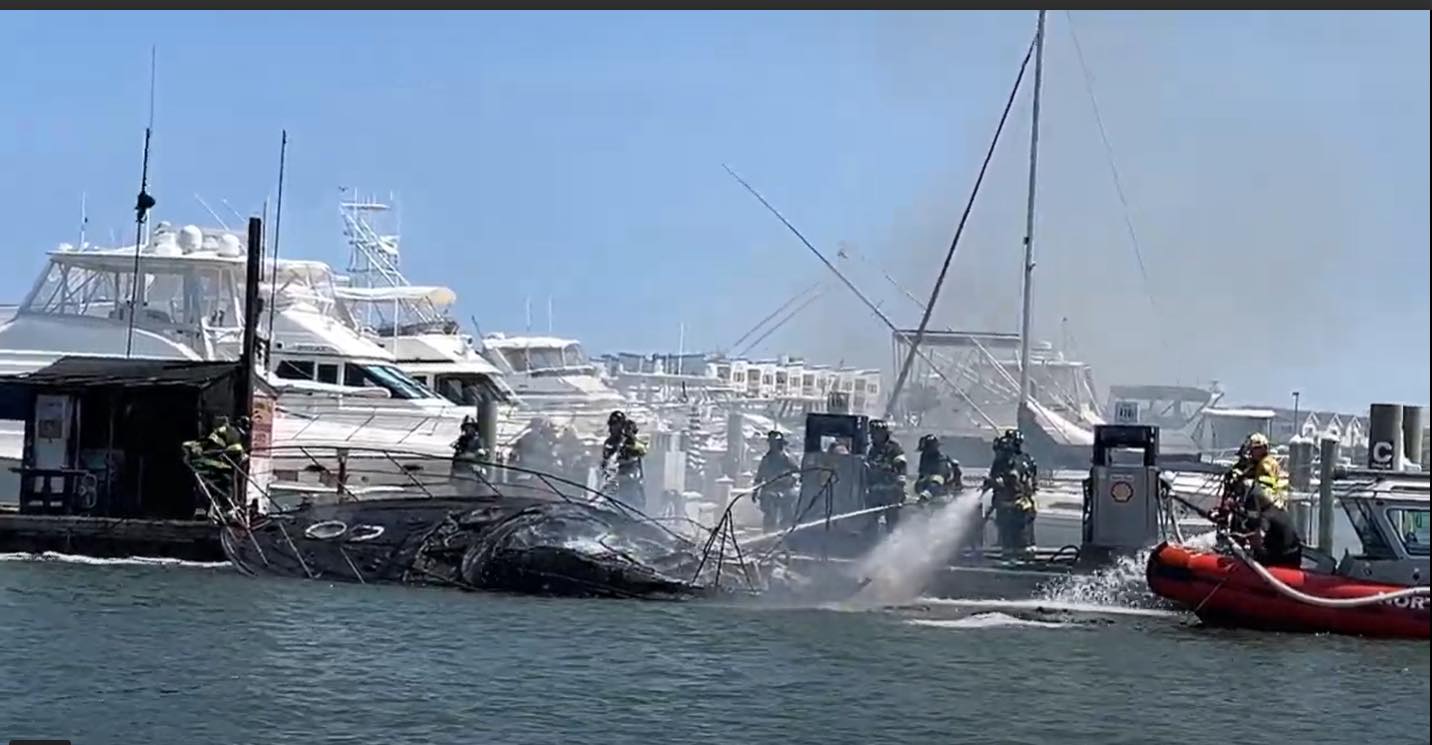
1372,440,1394,468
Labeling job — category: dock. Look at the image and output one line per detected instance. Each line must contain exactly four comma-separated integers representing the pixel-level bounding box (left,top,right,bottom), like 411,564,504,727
0,508,222,562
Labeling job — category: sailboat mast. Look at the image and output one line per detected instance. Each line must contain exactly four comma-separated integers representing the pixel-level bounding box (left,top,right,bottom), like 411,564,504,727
1016,9,1046,425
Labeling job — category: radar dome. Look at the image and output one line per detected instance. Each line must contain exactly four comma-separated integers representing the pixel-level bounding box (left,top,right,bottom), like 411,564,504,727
178,225,204,254
217,233,243,257
152,231,181,257
57,242,75,253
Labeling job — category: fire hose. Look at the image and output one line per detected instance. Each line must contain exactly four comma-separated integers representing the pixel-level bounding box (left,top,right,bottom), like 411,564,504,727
1225,538,1430,609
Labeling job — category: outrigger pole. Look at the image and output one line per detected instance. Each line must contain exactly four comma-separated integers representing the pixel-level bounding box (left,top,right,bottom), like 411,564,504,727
723,166,1000,429
883,18,1041,420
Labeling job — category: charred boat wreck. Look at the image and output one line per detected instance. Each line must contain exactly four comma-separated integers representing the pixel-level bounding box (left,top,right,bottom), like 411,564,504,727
197,445,820,600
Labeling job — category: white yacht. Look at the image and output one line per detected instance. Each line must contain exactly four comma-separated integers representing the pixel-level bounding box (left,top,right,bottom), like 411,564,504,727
0,224,486,498
333,197,635,441
480,333,642,433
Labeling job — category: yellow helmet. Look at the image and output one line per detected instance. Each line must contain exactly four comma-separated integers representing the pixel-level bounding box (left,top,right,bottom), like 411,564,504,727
1246,432,1270,449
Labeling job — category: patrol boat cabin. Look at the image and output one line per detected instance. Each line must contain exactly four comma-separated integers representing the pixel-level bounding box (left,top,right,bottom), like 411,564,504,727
1331,470,1429,587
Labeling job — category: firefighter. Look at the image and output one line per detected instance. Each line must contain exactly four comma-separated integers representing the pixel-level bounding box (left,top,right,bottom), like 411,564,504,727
914,434,963,503
982,429,1037,557
865,419,908,534
1235,432,1288,508
450,416,486,480
510,417,559,475
754,430,800,532
1231,481,1304,568
554,425,591,487
183,415,247,512
601,410,628,473
603,416,647,510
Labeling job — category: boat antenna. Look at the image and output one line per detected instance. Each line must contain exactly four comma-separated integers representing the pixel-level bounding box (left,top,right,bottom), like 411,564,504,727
266,130,288,371
884,23,1038,419
1016,9,1046,430
727,280,821,354
734,289,824,358
125,45,158,359
194,194,231,231
78,191,88,251
722,165,999,429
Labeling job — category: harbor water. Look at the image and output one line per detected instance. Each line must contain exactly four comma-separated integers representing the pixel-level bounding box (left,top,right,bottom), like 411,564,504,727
1,553,1427,745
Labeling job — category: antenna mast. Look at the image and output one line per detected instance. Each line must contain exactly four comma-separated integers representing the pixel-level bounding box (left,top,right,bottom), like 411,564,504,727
125,46,158,358
78,191,88,251
266,130,288,371
1016,10,1046,428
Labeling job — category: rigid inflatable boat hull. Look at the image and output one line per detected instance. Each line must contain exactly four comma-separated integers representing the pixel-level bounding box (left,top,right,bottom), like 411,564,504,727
1146,542,1429,639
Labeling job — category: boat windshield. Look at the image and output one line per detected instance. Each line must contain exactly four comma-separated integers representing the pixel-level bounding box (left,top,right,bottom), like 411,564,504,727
1387,506,1430,556
21,252,243,329
1343,498,1398,560
343,363,437,400
500,343,589,373
433,373,487,405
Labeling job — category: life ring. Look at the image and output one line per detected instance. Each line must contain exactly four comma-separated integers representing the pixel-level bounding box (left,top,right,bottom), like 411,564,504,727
346,525,385,543
304,520,347,541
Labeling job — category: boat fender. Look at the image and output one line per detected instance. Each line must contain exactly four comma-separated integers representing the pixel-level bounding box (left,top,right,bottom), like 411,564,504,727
347,525,385,543
304,520,348,541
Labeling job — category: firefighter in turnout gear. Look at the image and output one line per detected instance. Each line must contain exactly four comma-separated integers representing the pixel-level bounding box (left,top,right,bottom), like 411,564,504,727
865,419,908,534
1214,432,1289,532
449,416,486,481
510,417,559,475
754,430,801,532
602,412,648,510
914,434,963,503
982,429,1037,556
555,426,591,487
1232,432,1288,508
601,411,628,471
183,415,247,513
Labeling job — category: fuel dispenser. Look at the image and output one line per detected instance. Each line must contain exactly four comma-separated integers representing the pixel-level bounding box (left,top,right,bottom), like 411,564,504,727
1083,424,1164,563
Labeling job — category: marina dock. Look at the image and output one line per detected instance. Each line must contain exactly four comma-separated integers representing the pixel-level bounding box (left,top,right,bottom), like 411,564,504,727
0,508,221,561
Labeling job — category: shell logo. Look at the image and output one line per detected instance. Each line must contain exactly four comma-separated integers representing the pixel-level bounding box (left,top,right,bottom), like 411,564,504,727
1110,480,1134,503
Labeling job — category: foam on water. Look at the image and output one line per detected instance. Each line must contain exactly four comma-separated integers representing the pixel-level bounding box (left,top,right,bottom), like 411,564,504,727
0,551,230,569
910,596,1178,619
848,491,984,607
906,612,1073,630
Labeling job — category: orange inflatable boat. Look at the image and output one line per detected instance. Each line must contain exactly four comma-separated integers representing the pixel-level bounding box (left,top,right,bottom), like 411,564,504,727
1147,542,1430,640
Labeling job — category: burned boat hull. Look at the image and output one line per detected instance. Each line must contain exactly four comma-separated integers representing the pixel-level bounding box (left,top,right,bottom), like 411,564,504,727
220,496,723,599
220,496,534,586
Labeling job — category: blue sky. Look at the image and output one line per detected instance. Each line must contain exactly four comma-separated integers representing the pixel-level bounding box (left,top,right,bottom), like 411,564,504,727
2,10,1427,412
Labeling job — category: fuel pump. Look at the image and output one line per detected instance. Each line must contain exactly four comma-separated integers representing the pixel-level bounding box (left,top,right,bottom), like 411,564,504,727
1083,424,1164,564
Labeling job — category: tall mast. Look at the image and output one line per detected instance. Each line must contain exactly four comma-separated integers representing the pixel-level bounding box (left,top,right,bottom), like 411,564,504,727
1016,9,1046,427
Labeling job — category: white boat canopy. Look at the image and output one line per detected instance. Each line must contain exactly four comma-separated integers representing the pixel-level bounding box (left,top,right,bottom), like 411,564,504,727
334,285,457,308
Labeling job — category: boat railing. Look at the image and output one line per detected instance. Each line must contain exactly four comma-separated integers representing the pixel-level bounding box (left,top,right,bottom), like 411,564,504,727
194,445,842,554
190,447,843,590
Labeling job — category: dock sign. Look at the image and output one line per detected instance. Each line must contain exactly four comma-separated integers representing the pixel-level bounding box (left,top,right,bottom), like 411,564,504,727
1370,440,1396,470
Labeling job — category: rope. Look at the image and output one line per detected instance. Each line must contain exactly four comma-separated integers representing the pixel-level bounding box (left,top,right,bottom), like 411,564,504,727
1226,539,1429,608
